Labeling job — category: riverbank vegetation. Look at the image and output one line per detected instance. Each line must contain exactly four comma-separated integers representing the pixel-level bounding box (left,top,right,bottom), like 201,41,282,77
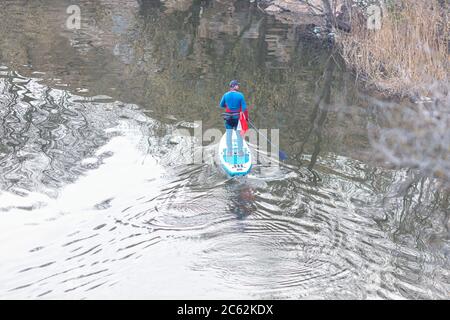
338,0,448,99
262,0,448,99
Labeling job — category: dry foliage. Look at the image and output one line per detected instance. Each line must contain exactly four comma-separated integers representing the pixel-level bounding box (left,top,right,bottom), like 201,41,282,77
339,0,449,98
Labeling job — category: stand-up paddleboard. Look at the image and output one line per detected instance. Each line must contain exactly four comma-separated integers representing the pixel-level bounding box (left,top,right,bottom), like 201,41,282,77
219,130,252,176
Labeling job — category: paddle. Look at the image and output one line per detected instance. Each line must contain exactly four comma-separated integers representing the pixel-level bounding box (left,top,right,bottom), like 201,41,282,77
244,104,288,161
247,119,288,161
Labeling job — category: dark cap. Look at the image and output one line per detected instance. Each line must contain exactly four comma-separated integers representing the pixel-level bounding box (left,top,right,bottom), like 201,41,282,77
229,80,240,88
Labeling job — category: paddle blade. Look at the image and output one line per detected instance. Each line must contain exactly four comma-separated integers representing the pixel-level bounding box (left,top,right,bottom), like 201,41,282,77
279,150,288,161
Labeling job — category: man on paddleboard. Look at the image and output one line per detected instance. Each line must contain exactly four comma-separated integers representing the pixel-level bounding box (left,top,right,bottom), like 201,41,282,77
219,80,248,156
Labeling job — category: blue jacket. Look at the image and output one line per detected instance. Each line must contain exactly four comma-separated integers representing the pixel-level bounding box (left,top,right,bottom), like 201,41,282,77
220,90,247,113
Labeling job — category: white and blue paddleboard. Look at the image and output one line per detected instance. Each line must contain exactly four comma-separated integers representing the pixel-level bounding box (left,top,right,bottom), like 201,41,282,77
219,130,252,177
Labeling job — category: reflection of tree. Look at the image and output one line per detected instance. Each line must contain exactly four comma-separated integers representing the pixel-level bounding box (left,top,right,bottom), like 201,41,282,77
0,0,370,165
295,54,335,173
376,170,450,299
387,171,449,251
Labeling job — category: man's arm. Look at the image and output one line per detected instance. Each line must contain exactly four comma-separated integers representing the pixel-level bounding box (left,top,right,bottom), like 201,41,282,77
241,94,247,112
219,94,226,108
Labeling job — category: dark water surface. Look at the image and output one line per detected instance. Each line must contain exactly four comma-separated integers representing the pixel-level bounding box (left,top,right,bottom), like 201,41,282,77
0,0,448,299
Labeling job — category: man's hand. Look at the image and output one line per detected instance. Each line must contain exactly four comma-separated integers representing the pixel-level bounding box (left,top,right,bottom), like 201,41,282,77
243,110,249,121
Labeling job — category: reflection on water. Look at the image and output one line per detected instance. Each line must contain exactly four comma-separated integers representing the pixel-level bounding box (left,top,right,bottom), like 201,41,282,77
0,0,448,299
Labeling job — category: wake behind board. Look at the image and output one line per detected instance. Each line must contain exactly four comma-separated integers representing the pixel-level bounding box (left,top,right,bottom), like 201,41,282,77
219,130,252,177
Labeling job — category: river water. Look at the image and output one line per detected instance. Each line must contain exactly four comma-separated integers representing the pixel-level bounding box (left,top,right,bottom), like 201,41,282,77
0,0,448,299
